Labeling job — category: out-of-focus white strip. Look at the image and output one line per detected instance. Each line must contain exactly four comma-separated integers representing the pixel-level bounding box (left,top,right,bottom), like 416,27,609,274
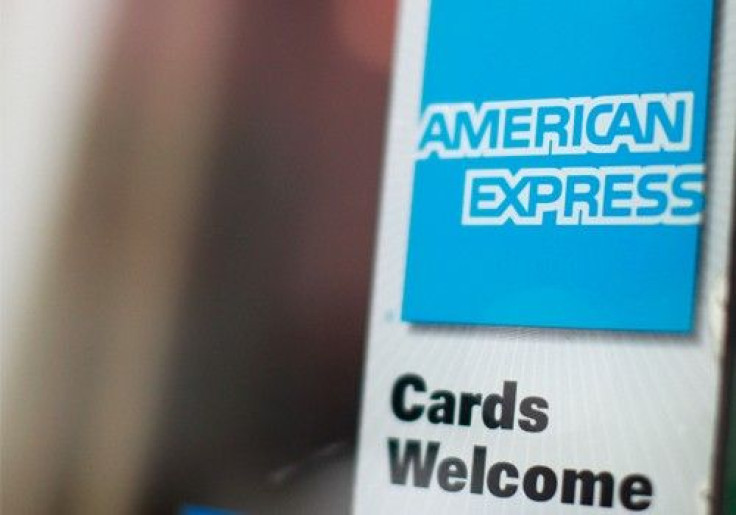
1,0,121,367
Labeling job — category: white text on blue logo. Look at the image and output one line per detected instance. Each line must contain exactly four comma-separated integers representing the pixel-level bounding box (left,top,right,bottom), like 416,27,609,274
462,165,703,226
418,93,693,158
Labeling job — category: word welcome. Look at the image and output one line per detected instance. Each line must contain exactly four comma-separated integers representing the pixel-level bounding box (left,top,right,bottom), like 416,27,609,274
388,374,654,511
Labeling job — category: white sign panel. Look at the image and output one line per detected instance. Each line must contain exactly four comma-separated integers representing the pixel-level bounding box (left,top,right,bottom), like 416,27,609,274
354,1,736,513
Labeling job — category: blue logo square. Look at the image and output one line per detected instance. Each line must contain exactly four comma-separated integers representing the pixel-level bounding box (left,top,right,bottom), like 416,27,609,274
402,0,714,331
181,505,242,515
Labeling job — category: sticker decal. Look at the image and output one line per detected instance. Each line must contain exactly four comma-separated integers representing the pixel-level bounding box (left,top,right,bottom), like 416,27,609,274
402,0,714,331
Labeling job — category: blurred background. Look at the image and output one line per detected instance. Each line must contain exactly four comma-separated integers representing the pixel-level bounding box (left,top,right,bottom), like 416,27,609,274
3,1,396,513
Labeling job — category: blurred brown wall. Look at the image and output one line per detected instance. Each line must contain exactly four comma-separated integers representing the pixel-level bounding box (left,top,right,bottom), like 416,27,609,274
3,1,395,514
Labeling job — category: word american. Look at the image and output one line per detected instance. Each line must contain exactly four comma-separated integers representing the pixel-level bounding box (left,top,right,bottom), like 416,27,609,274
417,92,693,158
